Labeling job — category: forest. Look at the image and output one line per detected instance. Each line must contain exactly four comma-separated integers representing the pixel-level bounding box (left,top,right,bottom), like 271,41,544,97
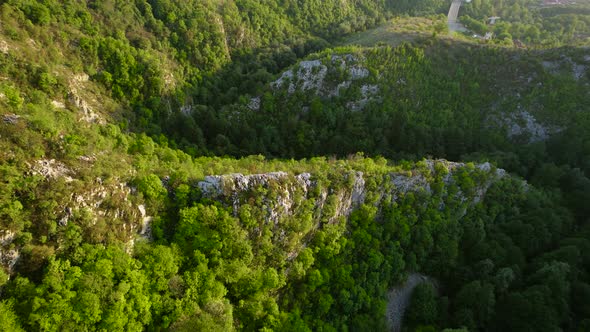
460,0,590,45
0,0,590,331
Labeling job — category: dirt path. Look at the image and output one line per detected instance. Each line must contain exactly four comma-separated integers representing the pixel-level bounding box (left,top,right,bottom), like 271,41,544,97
386,273,430,332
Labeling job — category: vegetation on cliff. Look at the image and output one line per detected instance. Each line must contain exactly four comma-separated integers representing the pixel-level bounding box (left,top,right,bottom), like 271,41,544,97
1,0,590,331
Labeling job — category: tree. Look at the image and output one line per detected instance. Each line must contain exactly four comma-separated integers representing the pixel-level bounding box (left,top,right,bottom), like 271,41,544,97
137,174,167,202
453,281,495,330
0,300,24,332
406,282,438,326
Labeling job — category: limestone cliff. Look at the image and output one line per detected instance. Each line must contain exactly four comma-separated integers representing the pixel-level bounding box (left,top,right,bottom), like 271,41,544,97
198,160,506,227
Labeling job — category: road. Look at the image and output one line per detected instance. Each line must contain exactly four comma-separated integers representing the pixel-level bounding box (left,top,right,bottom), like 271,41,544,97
448,0,467,32
386,274,431,332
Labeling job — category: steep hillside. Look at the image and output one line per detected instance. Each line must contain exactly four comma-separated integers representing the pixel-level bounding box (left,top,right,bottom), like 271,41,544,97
178,41,590,172
1,1,590,331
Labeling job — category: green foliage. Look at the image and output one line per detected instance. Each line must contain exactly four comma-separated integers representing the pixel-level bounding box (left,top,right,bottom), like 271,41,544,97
462,0,590,46
406,283,438,326
0,300,24,332
137,174,167,202
0,84,24,109
0,1,589,332
461,15,489,35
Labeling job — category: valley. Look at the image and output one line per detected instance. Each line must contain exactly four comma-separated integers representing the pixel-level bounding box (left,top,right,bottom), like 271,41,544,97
0,1,589,331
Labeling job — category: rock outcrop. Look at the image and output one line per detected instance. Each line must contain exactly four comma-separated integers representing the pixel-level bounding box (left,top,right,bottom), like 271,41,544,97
0,166,150,275
30,159,74,182
68,90,103,124
542,55,589,81
0,230,19,274
2,114,21,125
198,160,506,225
269,54,379,110
271,60,328,94
68,73,105,124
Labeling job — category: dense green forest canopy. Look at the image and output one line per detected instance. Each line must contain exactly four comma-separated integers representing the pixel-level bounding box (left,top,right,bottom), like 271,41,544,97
459,0,590,45
1,0,590,331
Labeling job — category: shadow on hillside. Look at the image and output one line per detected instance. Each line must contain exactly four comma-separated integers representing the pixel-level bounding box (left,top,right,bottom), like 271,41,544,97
125,29,590,161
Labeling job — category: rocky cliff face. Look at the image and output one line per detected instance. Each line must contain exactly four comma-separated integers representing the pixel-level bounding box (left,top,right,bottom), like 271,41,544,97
0,156,508,284
0,164,149,275
0,158,506,275
198,160,506,226
194,159,509,265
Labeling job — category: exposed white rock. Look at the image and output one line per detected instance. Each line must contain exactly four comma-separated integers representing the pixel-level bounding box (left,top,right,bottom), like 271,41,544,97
55,179,146,242
66,73,104,123
51,100,65,109
299,60,322,69
272,53,373,101
2,113,20,124
0,40,8,54
125,238,136,254
0,230,19,274
199,172,314,224
362,84,379,97
331,54,358,65
0,230,16,246
314,171,368,223
507,110,551,142
295,173,312,195
248,96,261,111
0,249,20,273
332,56,348,70
26,38,37,49
391,173,432,199
138,204,153,239
473,162,507,203
138,204,146,219
199,175,224,197
328,81,351,97
272,60,335,95
59,206,73,226
214,15,231,56
347,84,380,111
207,172,289,195
198,160,507,229
287,83,296,94
72,73,89,83
271,70,294,90
78,155,97,163
386,160,506,210
351,171,366,207
298,60,328,92
163,71,175,88
349,66,370,80
68,90,104,124
31,159,74,182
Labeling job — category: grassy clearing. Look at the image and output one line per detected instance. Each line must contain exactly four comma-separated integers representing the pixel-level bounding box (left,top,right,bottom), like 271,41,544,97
341,15,449,47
